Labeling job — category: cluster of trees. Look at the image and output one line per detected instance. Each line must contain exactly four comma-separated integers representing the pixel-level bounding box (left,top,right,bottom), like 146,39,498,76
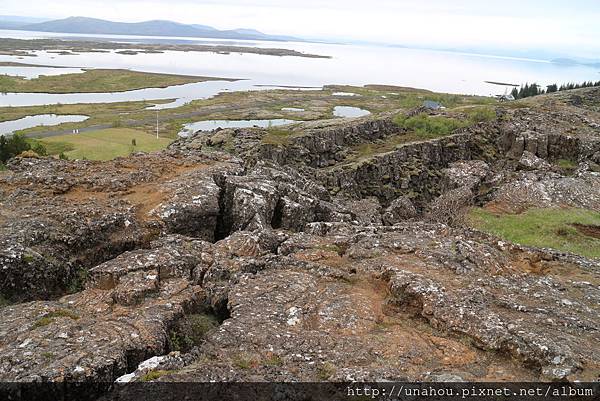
556,81,600,91
0,134,47,165
510,80,600,100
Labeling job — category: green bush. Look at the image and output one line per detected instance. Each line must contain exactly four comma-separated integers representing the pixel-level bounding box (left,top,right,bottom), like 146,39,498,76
0,133,32,163
31,142,47,156
169,313,220,352
140,370,174,382
393,113,466,137
464,107,496,123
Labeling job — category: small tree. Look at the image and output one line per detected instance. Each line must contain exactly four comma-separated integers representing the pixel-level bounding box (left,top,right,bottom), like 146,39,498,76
7,134,30,158
31,142,47,156
0,136,9,163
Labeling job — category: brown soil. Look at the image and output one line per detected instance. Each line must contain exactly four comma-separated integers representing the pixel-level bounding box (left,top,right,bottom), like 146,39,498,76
572,223,600,239
343,275,537,380
62,162,210,220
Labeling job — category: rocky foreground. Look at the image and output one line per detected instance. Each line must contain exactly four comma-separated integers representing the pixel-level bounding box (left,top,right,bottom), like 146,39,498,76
0,88,599,398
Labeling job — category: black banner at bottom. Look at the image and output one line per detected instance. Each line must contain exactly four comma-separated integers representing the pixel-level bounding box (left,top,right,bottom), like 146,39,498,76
1,382,598,401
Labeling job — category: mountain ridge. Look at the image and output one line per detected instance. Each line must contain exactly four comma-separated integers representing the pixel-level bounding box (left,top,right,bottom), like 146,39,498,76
3,16,302,42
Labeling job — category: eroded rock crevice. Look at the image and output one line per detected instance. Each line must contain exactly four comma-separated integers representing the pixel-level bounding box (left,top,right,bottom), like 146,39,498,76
2,88,600,394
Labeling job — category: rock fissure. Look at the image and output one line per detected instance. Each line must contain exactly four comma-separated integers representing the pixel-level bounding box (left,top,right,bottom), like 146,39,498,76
2,88,600,396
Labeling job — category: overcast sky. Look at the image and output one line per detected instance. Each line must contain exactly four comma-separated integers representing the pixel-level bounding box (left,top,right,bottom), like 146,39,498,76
3,0,600,58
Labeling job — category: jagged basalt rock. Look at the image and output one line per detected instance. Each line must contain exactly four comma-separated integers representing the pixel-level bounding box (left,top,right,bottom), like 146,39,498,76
489,171,600,213
382,196,417,224
442,160,490,191
217,162,353,236
518,151,552,171
0,236,209,384
0,150,240,301
2,87,600,395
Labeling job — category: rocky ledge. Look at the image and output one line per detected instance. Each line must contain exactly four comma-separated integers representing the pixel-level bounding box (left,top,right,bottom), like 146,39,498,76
1,87,600,399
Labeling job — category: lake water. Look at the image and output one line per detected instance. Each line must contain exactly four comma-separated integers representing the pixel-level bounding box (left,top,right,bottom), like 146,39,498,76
0,114,89,135
332,92,360,97
333,106,371,118
0,29,599,108
179,118,299,136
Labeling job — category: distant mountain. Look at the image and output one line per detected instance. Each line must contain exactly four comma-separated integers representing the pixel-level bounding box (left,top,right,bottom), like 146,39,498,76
0,21,25,30
0,15,50,29
6,16,301,42
190,24,218,31
0,15,50,24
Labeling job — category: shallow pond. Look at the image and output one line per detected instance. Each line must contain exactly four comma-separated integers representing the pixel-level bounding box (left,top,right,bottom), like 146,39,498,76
333,106,371,118
179,118,299,136
0,114,89,135
332,92,360,97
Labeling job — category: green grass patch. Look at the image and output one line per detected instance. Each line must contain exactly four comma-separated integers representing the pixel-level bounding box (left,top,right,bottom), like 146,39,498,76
187,314,219,338
316,362,337,380
169,313,220,352
337,85,496,110
0,100,168,124
32,139,75,155
393,107,496,140
263,354,283,367
33,308,80,328
393,113,468,139
0,69,215,94
39,128,173,160
21,253,35,263
140,370,174,382
461,106,497,122
556,159,578,169
232,354,255,370
261,128,293,146
469,207,600,259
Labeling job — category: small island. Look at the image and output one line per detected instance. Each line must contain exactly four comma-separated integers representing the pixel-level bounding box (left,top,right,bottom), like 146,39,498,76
0,38,331,59
0,68,236,94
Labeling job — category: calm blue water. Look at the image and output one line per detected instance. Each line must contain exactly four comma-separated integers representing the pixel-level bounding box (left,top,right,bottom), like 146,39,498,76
333,106,371,118
0,28,599,108
0,114,89,135
179,118,299,136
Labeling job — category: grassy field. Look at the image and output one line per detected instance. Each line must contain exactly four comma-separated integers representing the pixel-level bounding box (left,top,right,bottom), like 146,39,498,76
0,68,225,93
469,207,600,259
2,84,499,141
0,100,171,123
393,106,496,136
39,128,173,160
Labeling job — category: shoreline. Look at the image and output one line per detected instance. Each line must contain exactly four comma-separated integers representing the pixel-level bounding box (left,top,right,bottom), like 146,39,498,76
0,37,331,59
